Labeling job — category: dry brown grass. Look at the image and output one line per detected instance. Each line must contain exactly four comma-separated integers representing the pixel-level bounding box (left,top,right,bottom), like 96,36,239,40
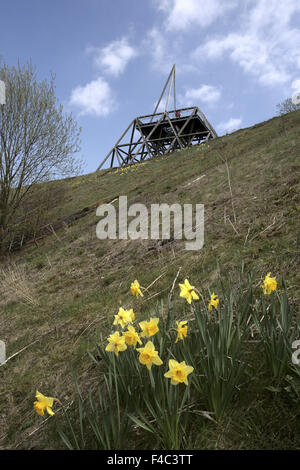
0,109,299,450
0,263,39,307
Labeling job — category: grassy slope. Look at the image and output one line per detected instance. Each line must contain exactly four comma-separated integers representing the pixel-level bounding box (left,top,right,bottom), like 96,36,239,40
0,110,299,449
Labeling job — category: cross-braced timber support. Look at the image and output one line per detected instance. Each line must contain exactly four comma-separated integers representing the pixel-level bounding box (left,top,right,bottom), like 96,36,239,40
97,66,218,170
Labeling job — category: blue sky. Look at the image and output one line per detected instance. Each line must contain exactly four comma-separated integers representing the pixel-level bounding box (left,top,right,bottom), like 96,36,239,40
1,0,300,174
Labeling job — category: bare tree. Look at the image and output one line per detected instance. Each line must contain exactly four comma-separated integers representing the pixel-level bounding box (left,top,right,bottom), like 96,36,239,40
0,60,83,251
276,97,300,115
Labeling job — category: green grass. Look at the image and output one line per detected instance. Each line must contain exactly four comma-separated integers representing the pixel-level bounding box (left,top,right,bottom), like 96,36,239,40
0,110,299,449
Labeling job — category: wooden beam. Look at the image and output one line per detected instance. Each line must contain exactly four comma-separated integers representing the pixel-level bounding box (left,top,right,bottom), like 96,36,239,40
165,66,175,112
167,108,197,151
135,119,155,159
152,64,175,121
97,118,135,170
114,130,209,148
165,112,183,149
126,112,167,165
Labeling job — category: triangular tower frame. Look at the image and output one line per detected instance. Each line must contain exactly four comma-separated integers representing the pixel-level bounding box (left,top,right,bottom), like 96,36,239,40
97,65,217,170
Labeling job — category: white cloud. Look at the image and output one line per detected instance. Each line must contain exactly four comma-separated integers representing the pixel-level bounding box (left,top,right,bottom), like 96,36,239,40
143,28,174,73
292,79,300,90
216,117,242,134
152,85,221,112
69,77,116,117
196,32,290,85
143,27,199,75
87,37,138,77
195,0,300,87
154,0,237,30
183,85,221,106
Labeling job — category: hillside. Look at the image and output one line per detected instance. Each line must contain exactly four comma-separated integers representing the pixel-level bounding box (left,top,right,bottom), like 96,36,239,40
0,109,300,450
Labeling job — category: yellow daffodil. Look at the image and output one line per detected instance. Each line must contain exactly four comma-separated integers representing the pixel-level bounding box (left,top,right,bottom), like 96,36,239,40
34,390,55,416
164,359,194,386
261,273,277,295
105,331,127,356
113,307,135,328
123,325,142,348
130,279,144,297
139,317,159,338
179,279,199,304
175,321,188,343
136,341,163,370
208,293,219,311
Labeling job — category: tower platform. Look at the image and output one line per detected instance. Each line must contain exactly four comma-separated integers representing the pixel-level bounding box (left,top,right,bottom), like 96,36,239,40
97,66,218,170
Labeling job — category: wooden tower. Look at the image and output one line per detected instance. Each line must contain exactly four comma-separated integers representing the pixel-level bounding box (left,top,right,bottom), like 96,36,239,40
97,65,217,170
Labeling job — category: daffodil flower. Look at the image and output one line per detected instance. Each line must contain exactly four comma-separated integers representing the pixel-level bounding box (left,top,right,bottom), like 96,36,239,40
34,390,55,416
261,273,277,295
164,359,194,386
123,325,142,348
179,279,199,304
208,293,219,311
136,341,163,370
105,331,127,356
130,279,144,297
139,317,159,337
175,321,188,343
113,307,135,328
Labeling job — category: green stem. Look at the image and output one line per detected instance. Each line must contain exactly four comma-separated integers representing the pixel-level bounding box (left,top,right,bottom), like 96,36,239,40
149,367,155,390
113,354,121,435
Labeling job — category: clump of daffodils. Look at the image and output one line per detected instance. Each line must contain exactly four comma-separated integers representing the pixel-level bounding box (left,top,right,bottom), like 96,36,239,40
33,272,288,448
103,278,194,387
34,269,288,432
112,161,148,176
